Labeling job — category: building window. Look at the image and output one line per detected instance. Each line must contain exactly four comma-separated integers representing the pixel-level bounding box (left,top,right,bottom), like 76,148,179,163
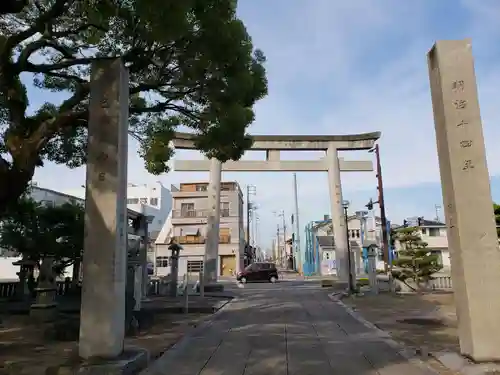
187,260,204,273
356,230,360,238
429,228,440,237
140,197,148,204
196,185,207,192
156,256,169,267
127,198,139,204
181,203,195,216
150,197,159,206
221,202,230,217
430,250,443,265
421,228,427,235
41,200,54,207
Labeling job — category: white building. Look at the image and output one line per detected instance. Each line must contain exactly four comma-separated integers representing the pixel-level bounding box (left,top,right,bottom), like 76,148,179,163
1,185,83,279
0,183,158,280
154,181,245,279
313,214,386,276
64,181,172,239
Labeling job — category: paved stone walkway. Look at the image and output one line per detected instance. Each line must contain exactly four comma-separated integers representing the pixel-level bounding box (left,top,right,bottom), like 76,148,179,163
143,283,436,375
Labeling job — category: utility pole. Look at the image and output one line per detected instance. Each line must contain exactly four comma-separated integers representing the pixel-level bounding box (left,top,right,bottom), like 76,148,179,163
370,144,390,273
282,212,287,269
276,225,280,263
274,210,287,268
293,173,301,272
246,185,256,249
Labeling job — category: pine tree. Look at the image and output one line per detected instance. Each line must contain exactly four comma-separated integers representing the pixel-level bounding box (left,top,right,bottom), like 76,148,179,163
391,227,442,291
493,203,500,238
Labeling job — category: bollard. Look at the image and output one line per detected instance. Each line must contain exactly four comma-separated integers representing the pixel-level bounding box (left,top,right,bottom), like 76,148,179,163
183,273,189,314
199,271,205,298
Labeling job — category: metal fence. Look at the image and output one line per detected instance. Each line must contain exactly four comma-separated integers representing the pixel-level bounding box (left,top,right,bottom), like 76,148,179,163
0,278,167,299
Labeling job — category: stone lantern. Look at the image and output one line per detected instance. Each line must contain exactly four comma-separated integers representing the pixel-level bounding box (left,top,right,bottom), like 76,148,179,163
168,241,183,297
12,259,37,300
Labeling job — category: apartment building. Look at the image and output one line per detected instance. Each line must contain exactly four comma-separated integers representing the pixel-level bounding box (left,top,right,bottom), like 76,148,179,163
154,181,245,278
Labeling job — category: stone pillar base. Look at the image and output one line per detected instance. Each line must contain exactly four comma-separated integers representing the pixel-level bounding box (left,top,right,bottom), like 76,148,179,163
48,347,149,375
203,283,224,293
30,303,57,322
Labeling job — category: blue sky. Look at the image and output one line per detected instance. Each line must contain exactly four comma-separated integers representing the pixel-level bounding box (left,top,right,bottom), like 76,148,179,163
32,0,500,251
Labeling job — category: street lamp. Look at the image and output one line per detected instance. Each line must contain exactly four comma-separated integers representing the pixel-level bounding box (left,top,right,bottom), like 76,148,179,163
342,200,355,294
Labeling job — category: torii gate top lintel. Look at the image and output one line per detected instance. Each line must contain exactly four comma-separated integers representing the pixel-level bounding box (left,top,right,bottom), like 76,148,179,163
173,131,381,151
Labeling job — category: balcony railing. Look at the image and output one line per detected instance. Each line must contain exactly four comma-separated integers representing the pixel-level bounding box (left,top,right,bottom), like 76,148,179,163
173,235,206,244
172,209,234,219
219,234,231,244
172,209,209,219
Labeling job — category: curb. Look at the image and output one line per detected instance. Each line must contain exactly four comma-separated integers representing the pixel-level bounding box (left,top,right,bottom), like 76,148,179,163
139,297,239,374
328,292,440,374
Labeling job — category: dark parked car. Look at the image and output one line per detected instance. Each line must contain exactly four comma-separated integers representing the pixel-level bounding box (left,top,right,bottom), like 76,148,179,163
237,262,279,284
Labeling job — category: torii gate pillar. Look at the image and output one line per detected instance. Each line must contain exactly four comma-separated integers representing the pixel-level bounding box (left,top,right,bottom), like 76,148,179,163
204,158,222,290
326,143,351,284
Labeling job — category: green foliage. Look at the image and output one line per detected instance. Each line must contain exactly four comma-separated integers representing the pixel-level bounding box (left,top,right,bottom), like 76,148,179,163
0,196,84,273
0,0,267,214
391,227,442,289
494,203,500,238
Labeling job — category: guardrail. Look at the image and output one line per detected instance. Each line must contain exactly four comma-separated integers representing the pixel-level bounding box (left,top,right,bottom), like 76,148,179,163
430,274,453,290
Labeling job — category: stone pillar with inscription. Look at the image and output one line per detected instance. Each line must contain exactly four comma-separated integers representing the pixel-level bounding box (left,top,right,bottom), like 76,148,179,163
326,143,349,283
79,59,129,359
428,39,500,362
203,158,223,292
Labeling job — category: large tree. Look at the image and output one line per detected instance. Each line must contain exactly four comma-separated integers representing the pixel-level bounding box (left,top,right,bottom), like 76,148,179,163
0,0,267,215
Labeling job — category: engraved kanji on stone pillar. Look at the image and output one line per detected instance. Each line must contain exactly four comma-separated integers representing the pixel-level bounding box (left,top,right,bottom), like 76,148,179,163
79,58,129,359
428,39,500,362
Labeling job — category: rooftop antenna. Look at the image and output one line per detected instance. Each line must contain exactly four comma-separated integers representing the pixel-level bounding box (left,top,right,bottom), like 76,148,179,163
435,204,442,222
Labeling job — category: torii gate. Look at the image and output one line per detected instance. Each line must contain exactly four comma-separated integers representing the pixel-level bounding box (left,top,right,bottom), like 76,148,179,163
172,132,381,286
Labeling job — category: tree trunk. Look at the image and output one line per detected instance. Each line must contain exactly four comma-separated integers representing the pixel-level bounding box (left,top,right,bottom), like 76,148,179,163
0,166,35,217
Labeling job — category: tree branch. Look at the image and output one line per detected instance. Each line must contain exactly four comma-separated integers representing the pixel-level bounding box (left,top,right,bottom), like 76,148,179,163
25,57,95,73
50,22,109,38
3,0,69,56
16,38,75,69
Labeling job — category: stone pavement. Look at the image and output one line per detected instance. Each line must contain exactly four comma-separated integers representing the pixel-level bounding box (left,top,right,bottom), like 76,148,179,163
142,283,436,375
